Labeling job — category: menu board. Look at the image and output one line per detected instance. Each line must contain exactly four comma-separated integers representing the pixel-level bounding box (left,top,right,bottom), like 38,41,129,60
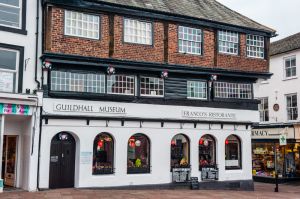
0,72,14,92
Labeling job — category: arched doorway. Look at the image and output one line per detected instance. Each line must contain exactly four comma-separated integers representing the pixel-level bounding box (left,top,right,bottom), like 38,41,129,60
49,132,76,189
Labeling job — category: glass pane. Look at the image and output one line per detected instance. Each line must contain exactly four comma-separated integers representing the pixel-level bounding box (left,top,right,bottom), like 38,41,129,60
0,71,15,92
171,134,190,168
0,5,20,27
0,49,17,70
199,135,216,169
0,0,19,7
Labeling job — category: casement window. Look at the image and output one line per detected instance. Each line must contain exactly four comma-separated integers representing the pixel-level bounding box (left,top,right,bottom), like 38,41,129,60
140,76,164,97
107,75,135,95
65,10,100,39
259,97,269,122
187,81,207,100
286,94,298,121
284,56,296,78
0,47,19,93
50,71,105,93
0,0,21,29
246,34,264,59
225,135,242,170
218,30,239,55
178,26,202,55
214,82,252,99
124,18,152,45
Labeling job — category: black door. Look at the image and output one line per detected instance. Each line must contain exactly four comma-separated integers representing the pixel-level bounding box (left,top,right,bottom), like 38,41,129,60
49,132,76,189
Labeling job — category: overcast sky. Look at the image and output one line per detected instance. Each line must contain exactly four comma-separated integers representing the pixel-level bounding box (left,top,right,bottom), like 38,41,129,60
217,0,300,42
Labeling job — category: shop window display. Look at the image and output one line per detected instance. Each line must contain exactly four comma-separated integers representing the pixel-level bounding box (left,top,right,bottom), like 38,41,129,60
199,135,216,169
225,135,241,169
171,134,190,169
92,133,114,175
127,134,150,174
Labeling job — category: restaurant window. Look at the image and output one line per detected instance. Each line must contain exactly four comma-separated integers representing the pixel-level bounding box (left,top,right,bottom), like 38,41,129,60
225,135,241,170
284,56,296,79
286,94,298,121
50,71,105,93
124,18,152,45
214,82,252,99
107,75,135,95
171,134,190,169
259,97,269,122
246,34,264,59
140,76,164,97
127,134,150,174
178,26,202,55
0,0,21,29
218,30,239,55
0,47,19,93
65,10,100,39
199,135,216,170
92,133,114,175
187,81,207,100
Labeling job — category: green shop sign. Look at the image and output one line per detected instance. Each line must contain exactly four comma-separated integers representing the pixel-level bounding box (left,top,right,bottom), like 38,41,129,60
0,103,30,115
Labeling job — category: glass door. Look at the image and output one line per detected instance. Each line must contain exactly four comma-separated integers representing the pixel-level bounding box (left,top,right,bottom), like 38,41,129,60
2,135,17,187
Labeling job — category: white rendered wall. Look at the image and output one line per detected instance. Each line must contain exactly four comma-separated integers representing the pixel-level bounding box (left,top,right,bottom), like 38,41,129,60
254,49,300,123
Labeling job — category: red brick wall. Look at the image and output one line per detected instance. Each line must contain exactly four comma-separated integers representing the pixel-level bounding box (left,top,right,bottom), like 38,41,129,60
168,24,215,67
45,7,109,58
112,15,164,63
216,34,269,72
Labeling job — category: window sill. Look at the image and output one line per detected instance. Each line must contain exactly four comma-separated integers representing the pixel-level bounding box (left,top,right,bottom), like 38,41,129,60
283,76,298,81
178,52,203,56
0,26,27,35
218,52,239,57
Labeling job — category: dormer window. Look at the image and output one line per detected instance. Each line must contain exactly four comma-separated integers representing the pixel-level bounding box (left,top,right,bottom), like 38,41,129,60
218,30,239,55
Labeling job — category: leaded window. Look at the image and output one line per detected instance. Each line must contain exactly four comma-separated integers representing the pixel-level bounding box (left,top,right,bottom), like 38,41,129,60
286,94,298,121
284,56,296,78
140,77,164,97
218,30,239,55
247,34,264,58
187,81,207,99
178,26,202,55
214,82,252,99
65,10,100,39
0,0,21,28
107,75,135,95
124,18,152,45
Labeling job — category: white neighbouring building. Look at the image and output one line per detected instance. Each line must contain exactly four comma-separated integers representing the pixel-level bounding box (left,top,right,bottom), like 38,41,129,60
253,33,300,181
0,0,42,192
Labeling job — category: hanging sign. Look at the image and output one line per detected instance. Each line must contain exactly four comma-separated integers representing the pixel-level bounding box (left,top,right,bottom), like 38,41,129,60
0,104,30,115
279,134,287,146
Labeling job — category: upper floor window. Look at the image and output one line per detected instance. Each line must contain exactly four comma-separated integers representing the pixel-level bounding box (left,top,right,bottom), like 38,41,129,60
124,18,152,45
178,26,202,55
187,81,207,100
0,0,21,29
247,35,264,59
0,47,19,93
51,71,105,93
214,82,252,99
107,75,135,95
140,77,164,97
65,10,100,39
284,56,296,79
286,94,298,121
259,97,269,122
218,30,239,55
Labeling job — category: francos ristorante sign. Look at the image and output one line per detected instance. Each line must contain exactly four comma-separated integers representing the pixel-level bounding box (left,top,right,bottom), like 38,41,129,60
182,110,236,120
54,103,126,115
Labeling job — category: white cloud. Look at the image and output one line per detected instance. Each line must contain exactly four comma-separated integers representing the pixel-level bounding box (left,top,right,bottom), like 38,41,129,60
217,0,300,41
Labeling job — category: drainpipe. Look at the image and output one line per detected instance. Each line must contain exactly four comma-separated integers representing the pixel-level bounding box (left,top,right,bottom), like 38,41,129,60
35,0,41,90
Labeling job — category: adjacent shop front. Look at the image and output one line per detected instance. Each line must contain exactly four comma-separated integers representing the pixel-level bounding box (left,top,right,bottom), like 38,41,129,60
39,98,257,190
252,125,300,182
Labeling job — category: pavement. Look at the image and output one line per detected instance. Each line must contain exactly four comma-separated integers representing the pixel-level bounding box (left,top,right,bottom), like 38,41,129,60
1,182,300,199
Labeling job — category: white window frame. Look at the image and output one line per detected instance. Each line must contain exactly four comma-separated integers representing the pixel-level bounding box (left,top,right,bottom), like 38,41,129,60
64,10,100,40
0,0,22,29
214,82,252,99
218,30,239,55
187,81,207,100
107,74,135,96
124,18,152,45
178,26,202,55
140,76,164,97
259,97,269,122
246,34,264,59
284,56,297,79
0,47,19,93
286,93,298,121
